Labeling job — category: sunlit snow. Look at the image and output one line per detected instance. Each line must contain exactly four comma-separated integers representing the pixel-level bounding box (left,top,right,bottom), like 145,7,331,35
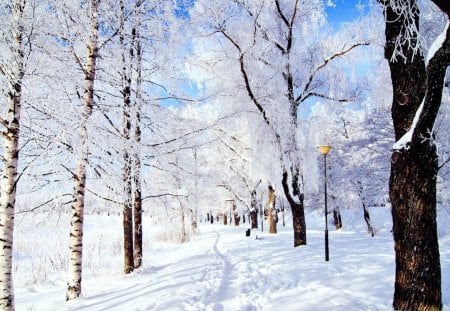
14,208,450,310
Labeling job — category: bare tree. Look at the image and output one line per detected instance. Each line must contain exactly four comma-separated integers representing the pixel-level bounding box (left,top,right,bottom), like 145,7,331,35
379,0,450,309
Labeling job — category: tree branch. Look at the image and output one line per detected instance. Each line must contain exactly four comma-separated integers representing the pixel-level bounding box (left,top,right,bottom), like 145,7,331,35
296,42,370,103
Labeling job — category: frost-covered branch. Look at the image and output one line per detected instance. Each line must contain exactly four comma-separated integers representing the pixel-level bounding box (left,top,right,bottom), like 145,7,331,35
216,183,249,209
15,194,72,214
297,42,369,103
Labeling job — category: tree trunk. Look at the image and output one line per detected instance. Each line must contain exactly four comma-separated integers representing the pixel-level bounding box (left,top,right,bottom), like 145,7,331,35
391,144,441,310
282,171,306,247
333,208,342,230
132,27,143,270
267,186,277,234
123,196,134,273
250,190,258,229
66,0,99,300
362,204,374,237
179,208,187,243
120,0,134,274
381,1,448,309
0,2,25,308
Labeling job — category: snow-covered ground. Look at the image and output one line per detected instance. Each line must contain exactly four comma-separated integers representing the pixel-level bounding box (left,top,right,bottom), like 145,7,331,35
14,207,450,310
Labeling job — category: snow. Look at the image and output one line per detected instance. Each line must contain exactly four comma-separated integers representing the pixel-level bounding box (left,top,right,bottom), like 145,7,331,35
14,208,450,311
426,21,450,67
392,100,424,151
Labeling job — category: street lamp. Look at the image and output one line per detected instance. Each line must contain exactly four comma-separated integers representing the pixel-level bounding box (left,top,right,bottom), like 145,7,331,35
318,144,331,262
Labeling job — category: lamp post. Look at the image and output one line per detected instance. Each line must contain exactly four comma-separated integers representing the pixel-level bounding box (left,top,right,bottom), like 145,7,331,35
318,144,331,262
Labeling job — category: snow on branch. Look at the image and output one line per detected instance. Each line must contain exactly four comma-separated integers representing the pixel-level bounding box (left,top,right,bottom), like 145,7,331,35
297,42,369,103
381,0,423,62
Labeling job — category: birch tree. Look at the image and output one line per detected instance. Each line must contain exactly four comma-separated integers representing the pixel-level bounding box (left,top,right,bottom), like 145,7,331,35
379,0,450,309
0,1,26,308
65,0,100,300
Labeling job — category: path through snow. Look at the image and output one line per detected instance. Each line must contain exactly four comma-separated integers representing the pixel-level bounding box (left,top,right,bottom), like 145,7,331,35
14,209,450,310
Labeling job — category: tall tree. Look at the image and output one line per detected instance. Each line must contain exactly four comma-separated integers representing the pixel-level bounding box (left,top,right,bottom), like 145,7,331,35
66,0,100,300
191,0,367,246
119,0,135,275
379,0,450,309
132,25,144,270
0,0,26,308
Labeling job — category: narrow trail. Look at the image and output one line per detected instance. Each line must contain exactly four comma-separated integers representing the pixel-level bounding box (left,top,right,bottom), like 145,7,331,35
211,230,233,310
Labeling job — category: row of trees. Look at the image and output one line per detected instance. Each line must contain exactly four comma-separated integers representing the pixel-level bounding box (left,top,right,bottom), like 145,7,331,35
1,0,450,310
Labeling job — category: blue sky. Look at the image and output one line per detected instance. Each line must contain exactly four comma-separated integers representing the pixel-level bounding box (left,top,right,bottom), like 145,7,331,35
326,0,370,28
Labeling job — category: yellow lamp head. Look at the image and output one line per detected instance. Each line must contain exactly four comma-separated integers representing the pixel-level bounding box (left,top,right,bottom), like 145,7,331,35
318,145,332,155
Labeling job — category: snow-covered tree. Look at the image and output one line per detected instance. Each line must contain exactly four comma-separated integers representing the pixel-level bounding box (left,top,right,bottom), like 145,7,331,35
190,0,369,246
0,1,27,308
378,0,450,309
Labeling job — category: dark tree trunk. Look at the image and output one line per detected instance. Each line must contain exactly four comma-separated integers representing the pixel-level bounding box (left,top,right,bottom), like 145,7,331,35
282,172,306,247
123,202,134,274
380,1,449,309
250,190,258,229
333,208,342,230
234,214,240,226
250,211,258,229
132,25,143,270
390,143,441,310
362,204,374,237
133,179,142,268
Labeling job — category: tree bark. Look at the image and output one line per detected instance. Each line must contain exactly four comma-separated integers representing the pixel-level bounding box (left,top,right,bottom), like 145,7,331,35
132,27,143,270
250,190,258,229
362,204,374,237
333,208,342,230
0,1,25,308
381,1,450,309
66,0,99,300
390,143,441,310
267,186,277,234
282,172,306,246
120,0,134,274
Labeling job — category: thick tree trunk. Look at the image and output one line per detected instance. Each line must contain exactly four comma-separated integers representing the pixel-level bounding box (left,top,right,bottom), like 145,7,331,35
391,144,441,310
282,172,306,246
381,1,448,309
66,0,99,300
0,2,25,309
